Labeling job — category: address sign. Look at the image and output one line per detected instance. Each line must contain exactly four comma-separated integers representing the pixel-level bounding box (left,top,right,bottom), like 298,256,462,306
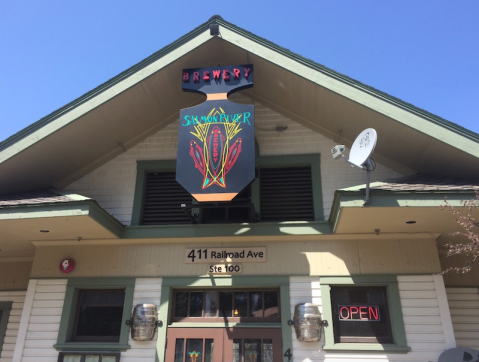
185,247,266,264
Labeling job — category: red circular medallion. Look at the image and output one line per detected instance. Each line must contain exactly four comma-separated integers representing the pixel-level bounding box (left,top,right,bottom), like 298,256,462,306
59,259,75,273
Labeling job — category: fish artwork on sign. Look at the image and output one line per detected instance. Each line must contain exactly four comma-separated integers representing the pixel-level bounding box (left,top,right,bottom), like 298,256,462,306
188,108,243,189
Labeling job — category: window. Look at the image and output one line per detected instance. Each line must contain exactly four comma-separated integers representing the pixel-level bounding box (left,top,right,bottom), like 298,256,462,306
73,289,125,342
141,170,192,225
0,302,12,355
55,278,134,352
132,154,323,225
330,286,392,343
259,166,314,221
58,352,120,362
320,276,410,353
172,289,280,322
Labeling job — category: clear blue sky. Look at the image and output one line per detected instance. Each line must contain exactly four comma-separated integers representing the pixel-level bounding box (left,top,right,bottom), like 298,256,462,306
1,1,478,143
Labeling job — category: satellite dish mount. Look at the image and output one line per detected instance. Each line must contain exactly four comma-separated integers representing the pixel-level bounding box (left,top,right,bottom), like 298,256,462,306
331,128,377,206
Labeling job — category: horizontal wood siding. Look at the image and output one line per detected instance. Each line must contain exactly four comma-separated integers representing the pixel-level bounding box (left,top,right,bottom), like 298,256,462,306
290,275,450,361
447,287,479,349
290,276,323,361
121,278,161,362
18,279,160,362
441,254,479,287
0,291,26,362
31,238,440,278
21,279,67,362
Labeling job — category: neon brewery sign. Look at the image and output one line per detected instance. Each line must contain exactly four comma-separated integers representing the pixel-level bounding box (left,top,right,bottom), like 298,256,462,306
176,65,255,202
338,305,380,321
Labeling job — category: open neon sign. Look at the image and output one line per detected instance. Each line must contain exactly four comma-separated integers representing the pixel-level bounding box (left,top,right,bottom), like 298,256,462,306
338,305,380,321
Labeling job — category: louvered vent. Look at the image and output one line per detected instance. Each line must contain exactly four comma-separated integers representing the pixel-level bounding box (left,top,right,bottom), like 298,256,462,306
141,172,191,225
260,166,314,221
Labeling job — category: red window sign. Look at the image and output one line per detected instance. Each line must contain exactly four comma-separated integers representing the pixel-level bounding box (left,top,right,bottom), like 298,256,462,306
338,305,380,321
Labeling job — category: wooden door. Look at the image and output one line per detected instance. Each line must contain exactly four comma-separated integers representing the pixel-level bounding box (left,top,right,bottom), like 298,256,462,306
165,328,224,362
165,328,282,362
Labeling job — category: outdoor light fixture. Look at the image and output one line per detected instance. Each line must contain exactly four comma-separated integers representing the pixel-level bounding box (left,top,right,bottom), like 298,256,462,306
128,304,160,341
291,303,324,342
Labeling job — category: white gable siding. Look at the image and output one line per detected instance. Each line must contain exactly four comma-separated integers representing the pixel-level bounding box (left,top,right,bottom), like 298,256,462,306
121,278,161,362
63,96,402,225
447,287,479,349
290,275,452,362
0,291,26,362
20,279,66,362
15,279,160,362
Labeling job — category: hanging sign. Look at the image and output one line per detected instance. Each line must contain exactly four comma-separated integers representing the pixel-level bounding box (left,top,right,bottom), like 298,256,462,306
176,65,255,202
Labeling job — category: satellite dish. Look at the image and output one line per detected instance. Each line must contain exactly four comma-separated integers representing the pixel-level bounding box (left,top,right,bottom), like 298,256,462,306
348,128,377,168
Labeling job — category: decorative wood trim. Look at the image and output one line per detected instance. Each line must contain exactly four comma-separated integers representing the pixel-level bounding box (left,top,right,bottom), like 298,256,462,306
0,301,12,354
434,274,456,349
12,279,37,362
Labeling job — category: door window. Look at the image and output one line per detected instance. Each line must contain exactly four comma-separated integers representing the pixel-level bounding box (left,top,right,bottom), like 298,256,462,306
166,328,281,362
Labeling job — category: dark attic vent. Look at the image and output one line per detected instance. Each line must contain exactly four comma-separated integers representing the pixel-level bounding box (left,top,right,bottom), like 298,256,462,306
260,166,314,222
141,172,191,225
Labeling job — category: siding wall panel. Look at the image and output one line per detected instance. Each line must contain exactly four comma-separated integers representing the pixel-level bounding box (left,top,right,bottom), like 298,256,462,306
0,291,26,362
63,95,402,223
17,278,161,362
447,287,479,349
21,279,66,362
121,278,162,362
289,275,451,362
32,238,440,278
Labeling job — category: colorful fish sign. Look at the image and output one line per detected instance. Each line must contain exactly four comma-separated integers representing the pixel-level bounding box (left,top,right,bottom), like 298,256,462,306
176,65,255,202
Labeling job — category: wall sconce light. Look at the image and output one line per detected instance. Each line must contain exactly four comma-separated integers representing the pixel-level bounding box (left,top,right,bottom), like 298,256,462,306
289,303,324,342
127,304,160,341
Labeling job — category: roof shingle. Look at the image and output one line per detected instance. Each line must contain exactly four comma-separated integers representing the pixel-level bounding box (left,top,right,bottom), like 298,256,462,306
0,189,90,207
340,174,479,192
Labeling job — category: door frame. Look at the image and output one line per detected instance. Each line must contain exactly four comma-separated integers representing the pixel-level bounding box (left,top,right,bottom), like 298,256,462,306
165,327,282,362
157,276,292,362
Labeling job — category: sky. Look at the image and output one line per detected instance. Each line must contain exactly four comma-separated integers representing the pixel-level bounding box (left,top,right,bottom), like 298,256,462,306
1,1,478,143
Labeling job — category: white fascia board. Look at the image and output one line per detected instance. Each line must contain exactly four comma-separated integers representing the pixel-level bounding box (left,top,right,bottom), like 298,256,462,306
0,29,212,164
218,26,479,159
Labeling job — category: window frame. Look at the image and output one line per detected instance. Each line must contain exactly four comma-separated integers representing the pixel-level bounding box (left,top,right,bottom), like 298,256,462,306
72,288,126,342
0,301,12,355
54,278,135,352
131,153,323,225
158,276,292,362
131,160,190,226
320,276,410,353
57,352,121,362
171,288,281,323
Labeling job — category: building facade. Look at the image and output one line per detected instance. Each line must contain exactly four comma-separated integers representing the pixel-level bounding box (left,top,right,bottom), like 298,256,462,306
1,16,479,362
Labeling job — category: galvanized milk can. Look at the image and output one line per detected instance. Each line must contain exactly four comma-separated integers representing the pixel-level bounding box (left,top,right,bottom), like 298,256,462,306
293,303,322,342
131,304,158,341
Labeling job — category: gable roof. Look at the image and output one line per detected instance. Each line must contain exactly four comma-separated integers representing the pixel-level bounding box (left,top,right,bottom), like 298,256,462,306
1,16,479,195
